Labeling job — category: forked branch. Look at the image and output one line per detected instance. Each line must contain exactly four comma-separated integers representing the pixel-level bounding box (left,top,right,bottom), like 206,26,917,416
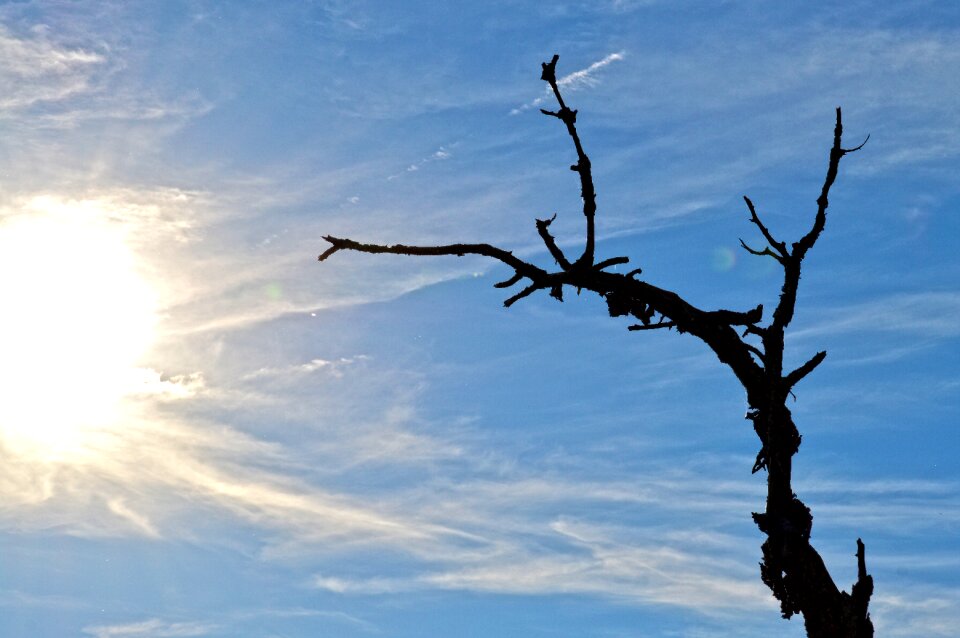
740,196,787,263
737,108,867,354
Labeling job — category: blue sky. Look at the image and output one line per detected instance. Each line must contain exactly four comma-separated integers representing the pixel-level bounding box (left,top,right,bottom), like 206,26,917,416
0,1,958,636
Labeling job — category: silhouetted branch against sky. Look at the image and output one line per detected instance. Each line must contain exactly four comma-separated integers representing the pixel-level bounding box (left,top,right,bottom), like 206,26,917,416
321,55,876,638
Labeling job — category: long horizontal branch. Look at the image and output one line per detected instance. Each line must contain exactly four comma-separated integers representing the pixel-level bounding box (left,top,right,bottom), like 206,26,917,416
320,235,548,280
320,233,765,390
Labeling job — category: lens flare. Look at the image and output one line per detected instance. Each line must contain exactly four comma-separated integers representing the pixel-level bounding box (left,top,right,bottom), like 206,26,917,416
711,246,737,272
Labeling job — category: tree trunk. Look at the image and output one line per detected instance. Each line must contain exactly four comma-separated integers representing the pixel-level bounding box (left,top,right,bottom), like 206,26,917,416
752,405,874,637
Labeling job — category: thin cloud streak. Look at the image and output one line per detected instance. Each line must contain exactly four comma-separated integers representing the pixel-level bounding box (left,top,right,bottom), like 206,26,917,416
0,25,104,110
83,618,217,638
242,356,368,381
790,292,960,340
510,51,625,115
872,588,960,638
425,518,770,615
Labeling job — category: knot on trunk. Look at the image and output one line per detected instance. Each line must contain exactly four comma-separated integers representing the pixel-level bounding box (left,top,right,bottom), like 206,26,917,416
754,496,814,620
753,497,812,540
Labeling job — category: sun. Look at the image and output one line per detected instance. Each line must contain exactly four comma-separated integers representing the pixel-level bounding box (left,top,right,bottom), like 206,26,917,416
0,199,158,457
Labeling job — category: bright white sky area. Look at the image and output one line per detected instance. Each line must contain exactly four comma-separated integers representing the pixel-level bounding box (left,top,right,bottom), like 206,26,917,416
0,2,958,637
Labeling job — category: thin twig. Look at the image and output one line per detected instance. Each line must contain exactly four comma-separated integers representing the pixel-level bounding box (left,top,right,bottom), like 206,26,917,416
536,214,572,269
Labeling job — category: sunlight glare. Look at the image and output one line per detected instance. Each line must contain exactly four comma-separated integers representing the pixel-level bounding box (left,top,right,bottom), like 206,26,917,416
0,199,157,457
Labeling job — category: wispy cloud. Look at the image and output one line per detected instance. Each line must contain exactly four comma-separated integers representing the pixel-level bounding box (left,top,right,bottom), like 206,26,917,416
0,589,87,610
791,292,960,341
29,92,213,130
0,410,454,548
387,144,456,180
313,519,771,616
423,519,770,614
873,588,960,637
83,618,217,638
0,23,210,130
240,608,379,633
0,25,104,110
106,498,161,538
299,455,960,627
127,369,206,400
88,608,380,638
243,356,368,381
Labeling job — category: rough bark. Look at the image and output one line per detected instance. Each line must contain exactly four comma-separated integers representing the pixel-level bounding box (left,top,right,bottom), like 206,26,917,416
319,54,874,636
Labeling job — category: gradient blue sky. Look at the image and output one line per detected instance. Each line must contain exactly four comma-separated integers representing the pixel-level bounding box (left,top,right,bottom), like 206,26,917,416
0,1,958,637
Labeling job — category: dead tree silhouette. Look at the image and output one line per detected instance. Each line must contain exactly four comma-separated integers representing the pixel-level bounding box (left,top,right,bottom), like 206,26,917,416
319,55,874,638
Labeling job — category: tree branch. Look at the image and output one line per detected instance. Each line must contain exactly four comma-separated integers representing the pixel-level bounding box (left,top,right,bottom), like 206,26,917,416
744,342,765,364
739,238,784,263
709,304,764,326
784,350,827,390
628,320,675,331
795,110,868,261
536,214,572,269
594,255,630,271
320,235,555,306
504,282,544,307
493,272,524,289
320,235,545,277
767,108,864,341
743,196,788,259
851,537,874,632
321,233,765,388
540,54,597,268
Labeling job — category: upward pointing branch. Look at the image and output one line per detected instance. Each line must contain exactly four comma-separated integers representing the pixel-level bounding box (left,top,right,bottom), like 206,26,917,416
767,108,868,337
795,110,869,261
540,54,597,268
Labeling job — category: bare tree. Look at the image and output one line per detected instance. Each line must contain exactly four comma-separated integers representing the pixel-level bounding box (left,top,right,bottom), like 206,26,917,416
319,55,874,637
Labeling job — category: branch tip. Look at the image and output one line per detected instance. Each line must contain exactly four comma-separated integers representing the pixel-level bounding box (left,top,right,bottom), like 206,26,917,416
504,283,540,307
594,256,629,271
628,320,676,332
536,213,557,227
493,272,524,289
536,214,571,269
785,350,827,389
318,236,343,261
843,133,870,155
739,238,783,263
856,538,868,580
742,196,787,259
540,54,559,83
